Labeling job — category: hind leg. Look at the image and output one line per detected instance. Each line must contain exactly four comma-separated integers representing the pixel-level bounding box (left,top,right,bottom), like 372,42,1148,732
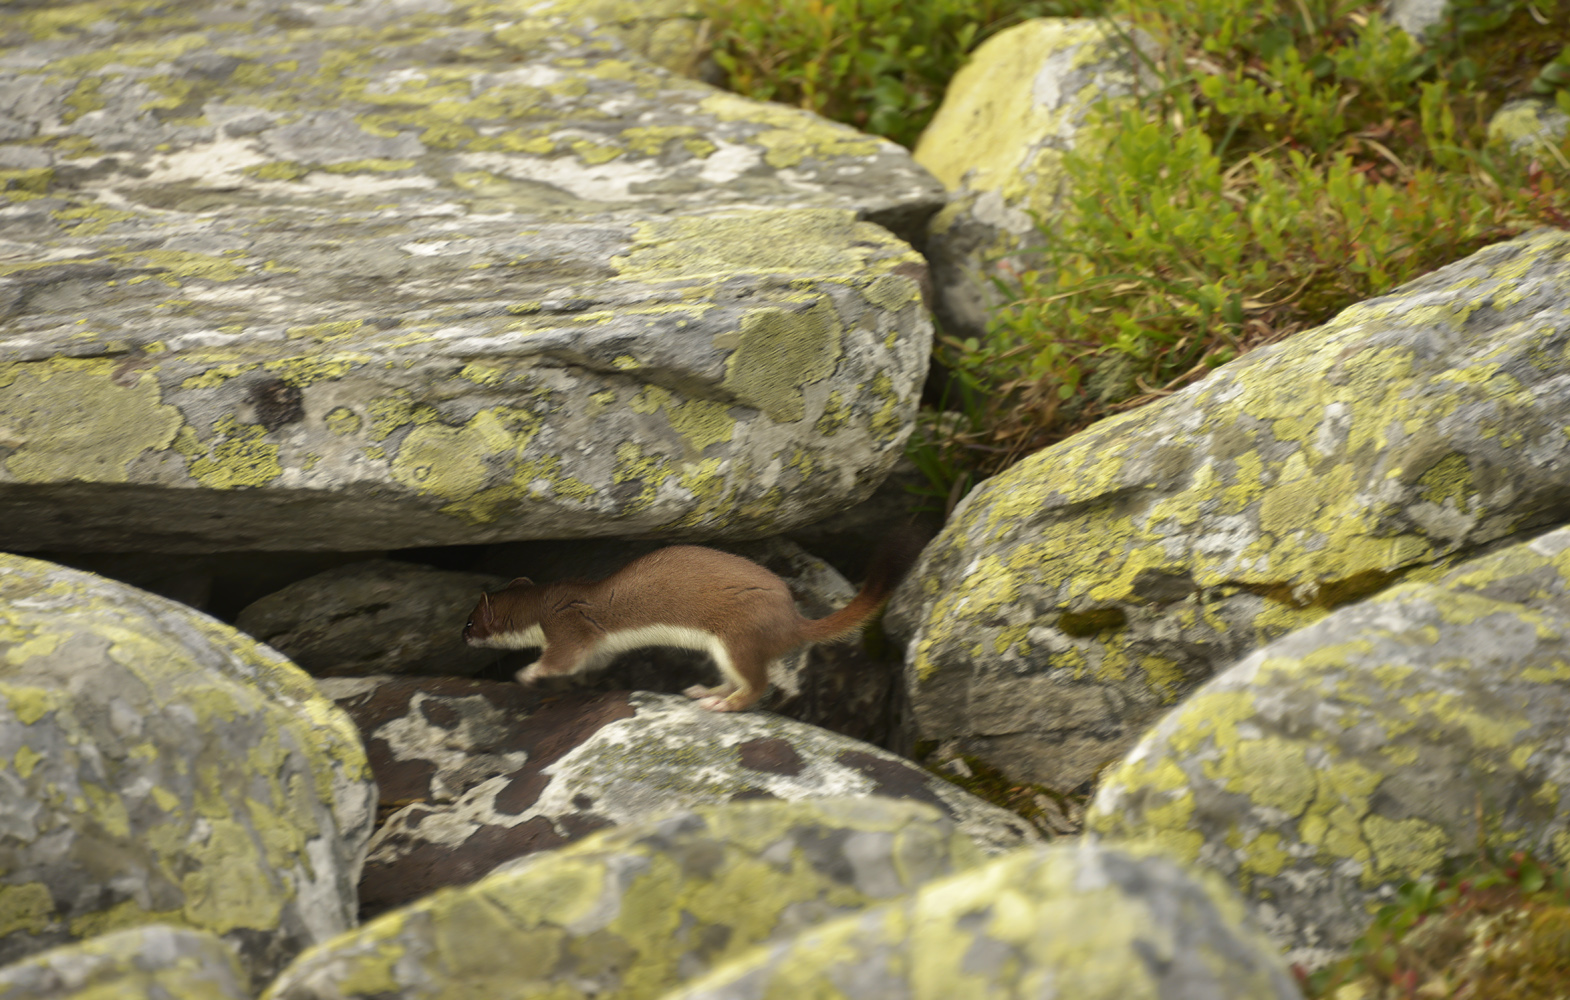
695,647,771,713
679,636,770,712
683,681,735,700
681,646,735,701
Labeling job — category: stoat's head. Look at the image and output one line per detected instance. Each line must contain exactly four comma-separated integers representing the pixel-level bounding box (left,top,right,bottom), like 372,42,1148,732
462,578,547,649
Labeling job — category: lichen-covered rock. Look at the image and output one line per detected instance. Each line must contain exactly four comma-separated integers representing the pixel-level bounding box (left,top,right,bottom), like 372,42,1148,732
324,681,1036,916
1488,97,1570,155
1386,0,1452,39
913,18,1153,340
1085,523,1570,970
0,554,376,984
264,797,986,1000
887,227,1570,792
0,0,938,552
0,925,247,1000
662,841,1303,1000
503,0,710,75
236,560,509,677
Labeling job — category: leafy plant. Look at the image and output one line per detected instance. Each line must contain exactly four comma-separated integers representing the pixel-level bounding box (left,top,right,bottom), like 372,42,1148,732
913,0,1570,497
699,0,1107,149
704,0,1570,507
1304,848,1570,999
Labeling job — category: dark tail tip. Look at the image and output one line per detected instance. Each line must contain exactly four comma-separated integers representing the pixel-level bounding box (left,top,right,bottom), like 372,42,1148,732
864,522,932,596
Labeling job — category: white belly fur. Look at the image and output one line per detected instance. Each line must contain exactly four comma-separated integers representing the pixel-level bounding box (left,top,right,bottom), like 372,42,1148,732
472,623,546,650
579,624,741,685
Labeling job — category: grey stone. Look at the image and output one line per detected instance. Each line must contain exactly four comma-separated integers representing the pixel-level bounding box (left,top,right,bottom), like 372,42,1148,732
0,925,248,1000
322,681,1037,916
236,559,510,677
265,797,989,1000
1386,0,1451,38
913,18,1155,341
888,229,1570,793
663,841,1302,1000
1087,523,1570,970
1489,97,1570,154
0,553,375,986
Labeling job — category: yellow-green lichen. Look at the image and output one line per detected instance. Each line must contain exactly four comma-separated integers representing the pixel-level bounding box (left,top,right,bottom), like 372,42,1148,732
12,745,43,779
185,415,283,489
629,385,735,457
867,370,902,440
1416,452,1475,510
0,883,55,938
612,440,672,513
286,321,364,342
0,359,184,484
613,209,867,279
389,406,540,503
722,299,842,423
619,124,715,158
264,355,359,386
814,390,851,436
320,158,417,173
246,161,309,181
325,407,362,436
272,799,977,999
366,396,438,442
862,271,919,312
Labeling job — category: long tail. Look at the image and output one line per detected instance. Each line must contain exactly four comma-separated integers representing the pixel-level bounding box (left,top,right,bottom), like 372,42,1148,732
800,527,928,643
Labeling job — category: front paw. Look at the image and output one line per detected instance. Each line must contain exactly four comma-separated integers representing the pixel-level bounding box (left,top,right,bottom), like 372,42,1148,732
697,693,753,713
515,664,544,685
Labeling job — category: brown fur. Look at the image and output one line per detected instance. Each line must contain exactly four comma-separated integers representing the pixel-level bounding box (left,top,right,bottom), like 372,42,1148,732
462,535,921,712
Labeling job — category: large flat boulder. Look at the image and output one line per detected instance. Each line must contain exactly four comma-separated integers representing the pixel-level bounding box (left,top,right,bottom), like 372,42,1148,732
888,228,1570,791
0,0,939,551
322,682,1038,916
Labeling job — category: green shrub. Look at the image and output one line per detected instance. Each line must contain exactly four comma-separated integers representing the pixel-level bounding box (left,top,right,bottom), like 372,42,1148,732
1305,849,1570,999
911,0,1570,502
704,0,1570,508
699,0,1106,149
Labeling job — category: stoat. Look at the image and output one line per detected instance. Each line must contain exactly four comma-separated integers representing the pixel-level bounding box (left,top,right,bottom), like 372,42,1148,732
462,538,919,712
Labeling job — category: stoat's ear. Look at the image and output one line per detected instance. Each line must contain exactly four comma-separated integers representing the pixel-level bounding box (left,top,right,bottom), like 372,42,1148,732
506,576,534,589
